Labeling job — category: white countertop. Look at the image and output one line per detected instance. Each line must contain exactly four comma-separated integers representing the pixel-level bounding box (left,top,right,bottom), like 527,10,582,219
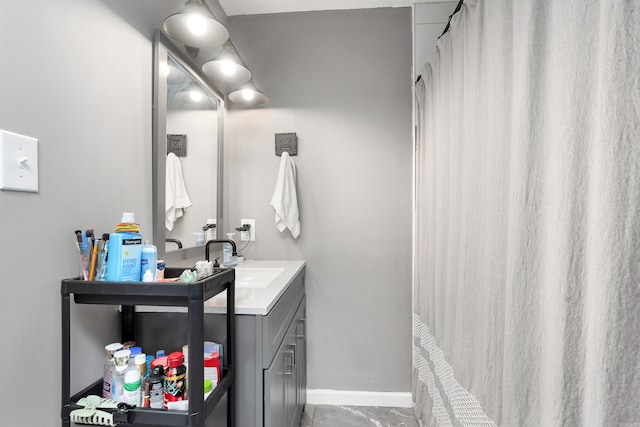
137,260,305,316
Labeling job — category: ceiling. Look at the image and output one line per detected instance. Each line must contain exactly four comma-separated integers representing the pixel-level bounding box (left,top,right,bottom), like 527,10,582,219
217,0,443,16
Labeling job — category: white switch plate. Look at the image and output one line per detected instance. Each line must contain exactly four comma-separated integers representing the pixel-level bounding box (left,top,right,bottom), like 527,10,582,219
240,219,255,241
0,130,39,192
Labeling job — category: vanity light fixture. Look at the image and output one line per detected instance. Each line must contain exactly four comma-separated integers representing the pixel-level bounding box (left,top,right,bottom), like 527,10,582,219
202,41,252,88
175,83,208,104
228,80,268,106
163,0,229,48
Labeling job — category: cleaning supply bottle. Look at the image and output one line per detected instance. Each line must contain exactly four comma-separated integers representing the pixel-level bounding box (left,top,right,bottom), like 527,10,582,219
140,242,157,282
223,232,237,267
106,212,143,282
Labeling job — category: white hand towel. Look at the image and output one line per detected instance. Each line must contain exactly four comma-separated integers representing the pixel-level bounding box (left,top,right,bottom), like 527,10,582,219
166,152,192,231
270,152,300,238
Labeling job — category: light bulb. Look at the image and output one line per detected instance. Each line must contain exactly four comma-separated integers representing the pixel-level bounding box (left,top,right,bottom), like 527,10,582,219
160,62,170,78
187,14,207,36
242,89,255,101
220,60,235,76
190,90,203,102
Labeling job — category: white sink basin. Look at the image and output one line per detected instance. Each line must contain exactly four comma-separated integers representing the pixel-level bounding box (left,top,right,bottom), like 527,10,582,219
234,267,285,288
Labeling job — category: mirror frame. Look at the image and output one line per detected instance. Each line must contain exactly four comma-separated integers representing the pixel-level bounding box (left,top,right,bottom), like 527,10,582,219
152,30,224,262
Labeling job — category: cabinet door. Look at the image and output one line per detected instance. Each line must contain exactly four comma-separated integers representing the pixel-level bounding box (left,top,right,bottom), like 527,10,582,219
295,301,307,410
264,343,287,427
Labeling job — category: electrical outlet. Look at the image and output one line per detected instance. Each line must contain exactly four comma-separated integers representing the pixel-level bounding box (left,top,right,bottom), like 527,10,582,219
204,218,217,241
240,219,255,241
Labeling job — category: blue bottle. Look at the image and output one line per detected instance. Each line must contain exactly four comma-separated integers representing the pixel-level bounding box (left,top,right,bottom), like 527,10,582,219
106,231,143,282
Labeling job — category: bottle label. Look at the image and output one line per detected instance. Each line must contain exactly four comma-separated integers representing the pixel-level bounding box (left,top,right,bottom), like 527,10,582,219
149,381,164,409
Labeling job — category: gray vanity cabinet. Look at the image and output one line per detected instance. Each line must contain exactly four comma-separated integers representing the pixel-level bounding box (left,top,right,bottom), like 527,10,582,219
265,296,306,427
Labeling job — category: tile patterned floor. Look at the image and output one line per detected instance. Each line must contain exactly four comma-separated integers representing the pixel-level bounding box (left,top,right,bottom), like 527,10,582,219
300,404,420,427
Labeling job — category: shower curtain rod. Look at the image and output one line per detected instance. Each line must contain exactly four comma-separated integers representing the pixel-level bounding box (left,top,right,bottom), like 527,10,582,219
415,0,464,84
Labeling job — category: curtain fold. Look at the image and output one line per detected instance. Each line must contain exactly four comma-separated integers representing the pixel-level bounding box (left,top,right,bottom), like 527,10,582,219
413,1,640,426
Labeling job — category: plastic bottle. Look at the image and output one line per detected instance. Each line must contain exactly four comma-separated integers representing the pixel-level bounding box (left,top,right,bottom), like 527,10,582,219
223,233,237,267
163,351,187,408
142,270,154,282
123,367,142,407
156,260,165,280
112,349,131,401
145,366,165,409
135,353,147,379
106,213,143,282
140,242,157,281
194,232,205,246
102,343,122,398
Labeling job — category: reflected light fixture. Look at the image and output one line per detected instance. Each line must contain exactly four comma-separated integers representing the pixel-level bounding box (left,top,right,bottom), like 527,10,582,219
175,83,208,104
228,81,268,106
163,0,229,48
202,41,252,88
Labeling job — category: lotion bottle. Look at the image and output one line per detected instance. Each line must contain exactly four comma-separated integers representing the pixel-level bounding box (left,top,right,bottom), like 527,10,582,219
223,232,237,267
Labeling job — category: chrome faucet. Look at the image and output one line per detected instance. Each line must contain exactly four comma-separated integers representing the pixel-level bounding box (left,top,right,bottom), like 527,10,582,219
205,239,237,262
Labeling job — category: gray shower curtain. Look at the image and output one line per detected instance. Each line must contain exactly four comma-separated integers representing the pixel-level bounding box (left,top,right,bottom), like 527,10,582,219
413,0,640,426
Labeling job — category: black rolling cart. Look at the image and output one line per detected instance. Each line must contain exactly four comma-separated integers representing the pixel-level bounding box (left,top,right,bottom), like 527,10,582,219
60,267,235,427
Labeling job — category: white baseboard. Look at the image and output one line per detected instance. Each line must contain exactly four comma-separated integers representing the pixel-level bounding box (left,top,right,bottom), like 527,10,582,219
306,389,413,408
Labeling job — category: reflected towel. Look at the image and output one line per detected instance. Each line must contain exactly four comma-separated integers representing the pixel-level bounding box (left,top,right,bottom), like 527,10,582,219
166,152,192,231
270,152,300,238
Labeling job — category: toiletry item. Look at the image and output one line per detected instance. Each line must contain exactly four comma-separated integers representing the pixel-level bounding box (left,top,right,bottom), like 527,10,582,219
163,352,186,409
112,349,131,401
128,346,143,365
106,232,143,282
194,232,205,246
204,351,220,386
103,343,123,398
204,341,224,378
223,233,237,267
134,353,147,379
123,367,142,407
95,234,109,281
145,366,164,409
142,270,154,282
115,212,140,233
156,260,165,280
204,341,223,382
140,242,157,281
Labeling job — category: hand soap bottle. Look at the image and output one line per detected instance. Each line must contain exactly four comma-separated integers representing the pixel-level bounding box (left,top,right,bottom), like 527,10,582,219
223,232,237,267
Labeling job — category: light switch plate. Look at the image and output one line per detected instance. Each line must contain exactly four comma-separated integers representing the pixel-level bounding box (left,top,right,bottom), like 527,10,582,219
0,130,39,192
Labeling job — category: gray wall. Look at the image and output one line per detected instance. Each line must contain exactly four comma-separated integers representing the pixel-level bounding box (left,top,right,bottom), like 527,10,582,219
225,8,414,393
0,1,227,425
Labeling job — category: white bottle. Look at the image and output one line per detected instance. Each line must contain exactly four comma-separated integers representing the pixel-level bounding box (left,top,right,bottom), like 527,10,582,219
223,233,237,267
123,367,142,407
140,242,157,281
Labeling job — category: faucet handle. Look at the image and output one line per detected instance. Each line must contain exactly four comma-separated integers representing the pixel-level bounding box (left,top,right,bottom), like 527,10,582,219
213,257,220,268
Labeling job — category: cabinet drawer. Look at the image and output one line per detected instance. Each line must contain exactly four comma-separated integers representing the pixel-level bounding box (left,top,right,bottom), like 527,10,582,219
262,268,305,367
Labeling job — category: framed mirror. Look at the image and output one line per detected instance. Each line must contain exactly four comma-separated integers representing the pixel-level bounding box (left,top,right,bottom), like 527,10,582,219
153,31,224,261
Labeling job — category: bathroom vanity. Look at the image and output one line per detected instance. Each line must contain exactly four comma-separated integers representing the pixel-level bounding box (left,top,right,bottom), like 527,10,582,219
137,260,306,427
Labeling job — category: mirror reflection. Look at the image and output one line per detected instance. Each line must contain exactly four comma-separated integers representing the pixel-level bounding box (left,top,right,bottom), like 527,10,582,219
164,55,219,253
153,32,222,259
